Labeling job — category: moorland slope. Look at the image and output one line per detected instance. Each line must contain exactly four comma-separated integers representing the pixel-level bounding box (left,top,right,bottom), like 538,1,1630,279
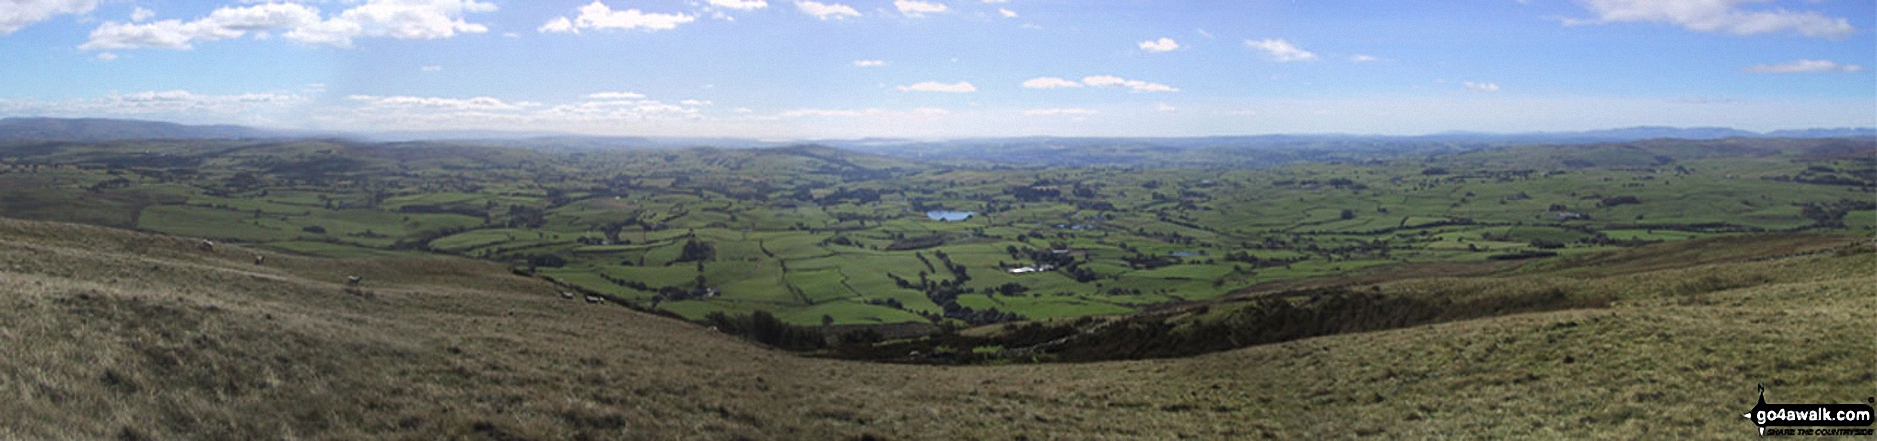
1,218,1870,439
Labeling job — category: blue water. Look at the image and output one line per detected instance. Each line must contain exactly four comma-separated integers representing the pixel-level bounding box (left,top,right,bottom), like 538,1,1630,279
926,210,977,222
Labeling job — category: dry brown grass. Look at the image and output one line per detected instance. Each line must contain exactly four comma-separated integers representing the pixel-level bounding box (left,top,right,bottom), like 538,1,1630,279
1,218,1870,439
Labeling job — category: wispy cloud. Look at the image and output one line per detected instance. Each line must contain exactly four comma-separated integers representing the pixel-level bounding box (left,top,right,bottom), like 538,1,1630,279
80,0,498,50
1138,37,1179,53
796,0,860,20
780,107,951,117
707,0,769,11
894,0,947,18
1021,77,1084,89
897,81,977,93
1081,75,1178,93
853,59,887,67
1022,76,1176,93
587,91,647,100
1245,38,1317,62
1024,108,1098,116
1743,59,1865,74
0,89,307,124
1463,81,1500,92
1568,0,1855,39
0,0,98,35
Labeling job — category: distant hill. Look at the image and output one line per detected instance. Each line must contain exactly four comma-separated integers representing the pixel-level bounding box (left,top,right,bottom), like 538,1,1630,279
2,118,1870,166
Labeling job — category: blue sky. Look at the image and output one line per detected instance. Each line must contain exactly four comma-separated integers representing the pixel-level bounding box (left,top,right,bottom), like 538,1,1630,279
0,0,1871,138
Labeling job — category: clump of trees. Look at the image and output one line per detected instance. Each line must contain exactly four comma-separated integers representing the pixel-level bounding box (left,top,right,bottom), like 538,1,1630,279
675,238,716,262
703,311,825,350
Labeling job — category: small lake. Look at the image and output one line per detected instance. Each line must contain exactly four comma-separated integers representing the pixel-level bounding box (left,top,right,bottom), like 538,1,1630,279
926,210,977,222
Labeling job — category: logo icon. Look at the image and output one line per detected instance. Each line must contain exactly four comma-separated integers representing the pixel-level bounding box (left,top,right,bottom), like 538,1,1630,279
1742,384,1875,436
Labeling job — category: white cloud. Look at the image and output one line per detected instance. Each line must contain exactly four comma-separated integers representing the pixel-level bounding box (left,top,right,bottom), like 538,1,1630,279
781,108,884,117
0,0,98,35
94,52,117,61
897,81,976,93
1463,81,1500,92
1081,75,1178,93
895,0,947,17
323,92,717,132
1138,37,1179,53
81,3,323,50
853,59,886,67
980,0,1007,3
1024,108,1098,116
541,1,696,33
79,0,496,50
1743,59,1865,74
421,65,442,72
282,18,362,46
1349,54,1380,63
331,0,496,41
998,8,1016,18
1021,77,1084,89
1156,103,1177,112
81,20,202,50
587,91,648,99
130,7,155,22
0,89,306,123
708,0,769,11
1245,38,1317,62
778,107,951,118
796,1,860,20
1194,28,1213,39
348,94,542,111
1572,0,1855,39
1023,75,1177,92
539,17,575,33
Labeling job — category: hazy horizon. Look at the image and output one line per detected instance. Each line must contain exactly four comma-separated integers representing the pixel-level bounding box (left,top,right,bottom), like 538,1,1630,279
2,1,1873,138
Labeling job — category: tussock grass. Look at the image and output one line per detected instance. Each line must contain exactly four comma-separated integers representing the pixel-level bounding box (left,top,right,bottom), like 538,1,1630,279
1,218,1870,439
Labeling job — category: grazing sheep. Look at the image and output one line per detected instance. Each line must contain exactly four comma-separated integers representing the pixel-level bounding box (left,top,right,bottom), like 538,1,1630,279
584,296,603,304
346,275,362,286
198,240,215,252
253,255,265,265
560,291,575,300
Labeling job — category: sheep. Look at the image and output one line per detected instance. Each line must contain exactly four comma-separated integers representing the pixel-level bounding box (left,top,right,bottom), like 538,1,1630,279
584,296,603,304
346,275,362,286
559,291,575,300
198,239,215,252
253,255,265,265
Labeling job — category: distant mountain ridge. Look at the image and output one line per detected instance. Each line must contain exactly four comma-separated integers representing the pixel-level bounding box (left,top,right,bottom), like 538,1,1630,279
2,117,1869,147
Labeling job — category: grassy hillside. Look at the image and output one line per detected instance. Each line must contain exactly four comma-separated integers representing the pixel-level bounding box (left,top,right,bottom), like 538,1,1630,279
2,218,1871,439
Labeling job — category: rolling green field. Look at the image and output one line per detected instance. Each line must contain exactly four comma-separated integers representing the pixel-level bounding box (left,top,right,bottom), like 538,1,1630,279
2,137,1871,326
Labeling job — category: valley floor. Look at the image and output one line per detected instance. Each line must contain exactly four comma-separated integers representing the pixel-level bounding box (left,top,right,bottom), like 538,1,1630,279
1,218,1870,439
